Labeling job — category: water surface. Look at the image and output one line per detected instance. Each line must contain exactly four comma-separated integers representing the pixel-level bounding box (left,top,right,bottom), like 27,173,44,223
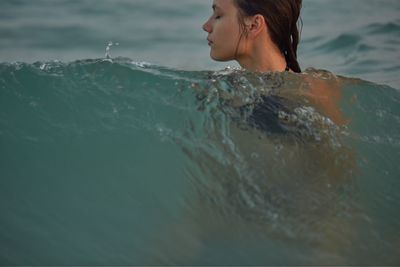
0,0,400,265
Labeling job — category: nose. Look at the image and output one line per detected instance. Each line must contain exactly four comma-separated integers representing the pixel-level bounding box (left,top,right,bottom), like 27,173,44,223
202,18,212,33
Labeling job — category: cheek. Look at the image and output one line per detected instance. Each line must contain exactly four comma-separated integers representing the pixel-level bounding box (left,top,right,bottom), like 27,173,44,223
207,15,242,61
219,21,238,40
211,27,239,60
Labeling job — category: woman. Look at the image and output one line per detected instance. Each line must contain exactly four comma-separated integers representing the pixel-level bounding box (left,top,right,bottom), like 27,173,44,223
201,0,354,195
202,0,306,133
202,0,350,127
202,0,302,73
200,1,356,260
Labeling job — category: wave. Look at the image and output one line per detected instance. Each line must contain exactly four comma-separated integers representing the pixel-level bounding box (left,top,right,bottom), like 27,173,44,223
315,34,362,53
365,21,400,35
0,58,399,265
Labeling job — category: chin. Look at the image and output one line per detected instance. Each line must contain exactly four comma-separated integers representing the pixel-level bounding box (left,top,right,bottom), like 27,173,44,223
210,51,232,62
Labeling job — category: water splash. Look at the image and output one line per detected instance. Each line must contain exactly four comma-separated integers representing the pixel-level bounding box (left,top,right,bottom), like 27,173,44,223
105,41,119,59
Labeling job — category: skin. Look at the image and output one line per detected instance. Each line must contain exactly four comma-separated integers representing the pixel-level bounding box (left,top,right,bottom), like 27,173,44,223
303,75,349,126
202,0,287,72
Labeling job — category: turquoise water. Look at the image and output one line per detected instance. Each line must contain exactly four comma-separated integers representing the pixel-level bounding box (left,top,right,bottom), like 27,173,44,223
1,59,399,265
1,0,400,265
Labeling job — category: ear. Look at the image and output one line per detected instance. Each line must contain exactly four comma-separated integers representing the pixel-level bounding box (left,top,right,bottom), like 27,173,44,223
246,14,266,38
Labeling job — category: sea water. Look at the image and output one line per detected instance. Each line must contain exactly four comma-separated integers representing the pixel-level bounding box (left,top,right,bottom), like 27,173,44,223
0,0,399,265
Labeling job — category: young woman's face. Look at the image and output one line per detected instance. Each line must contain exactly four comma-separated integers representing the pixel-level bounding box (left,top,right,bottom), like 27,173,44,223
202,0,242,61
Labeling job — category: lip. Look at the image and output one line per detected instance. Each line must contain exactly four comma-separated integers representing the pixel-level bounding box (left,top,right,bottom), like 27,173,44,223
207,38,213,46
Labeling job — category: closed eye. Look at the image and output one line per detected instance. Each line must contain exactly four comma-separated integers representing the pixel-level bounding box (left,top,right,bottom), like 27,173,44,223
214,13,222,19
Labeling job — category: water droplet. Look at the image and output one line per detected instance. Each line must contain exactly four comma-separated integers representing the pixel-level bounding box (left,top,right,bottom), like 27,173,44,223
105,41,119,59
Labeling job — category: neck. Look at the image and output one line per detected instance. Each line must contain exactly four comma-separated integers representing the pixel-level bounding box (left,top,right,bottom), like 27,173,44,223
236,39,287,73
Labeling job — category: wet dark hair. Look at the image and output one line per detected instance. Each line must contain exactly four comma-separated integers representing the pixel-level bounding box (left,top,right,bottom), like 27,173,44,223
234,0,302,73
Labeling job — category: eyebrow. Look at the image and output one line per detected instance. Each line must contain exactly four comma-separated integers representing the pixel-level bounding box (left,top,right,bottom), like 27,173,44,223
212,4,221,11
